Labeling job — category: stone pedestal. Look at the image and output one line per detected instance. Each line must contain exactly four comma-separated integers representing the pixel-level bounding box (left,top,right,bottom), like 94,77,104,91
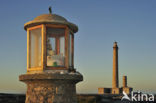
19,71,83,103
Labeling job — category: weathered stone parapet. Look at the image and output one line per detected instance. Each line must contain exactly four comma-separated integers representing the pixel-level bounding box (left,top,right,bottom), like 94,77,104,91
19,72,83,103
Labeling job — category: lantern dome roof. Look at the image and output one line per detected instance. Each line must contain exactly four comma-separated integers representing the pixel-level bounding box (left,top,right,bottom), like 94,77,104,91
24,14,78,33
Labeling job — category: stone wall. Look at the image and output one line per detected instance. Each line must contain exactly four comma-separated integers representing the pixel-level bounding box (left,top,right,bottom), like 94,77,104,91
0,93,156,103
0,93,123,103
0,93,25,103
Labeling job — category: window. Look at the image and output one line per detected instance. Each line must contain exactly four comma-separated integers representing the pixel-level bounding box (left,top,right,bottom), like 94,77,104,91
29,28,42,68
46,27,65,67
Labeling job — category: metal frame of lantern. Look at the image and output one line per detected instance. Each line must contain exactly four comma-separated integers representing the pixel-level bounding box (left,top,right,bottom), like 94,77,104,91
27,24,74,72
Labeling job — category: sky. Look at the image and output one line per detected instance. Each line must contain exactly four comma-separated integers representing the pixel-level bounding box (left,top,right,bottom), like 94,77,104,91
0,0,156,94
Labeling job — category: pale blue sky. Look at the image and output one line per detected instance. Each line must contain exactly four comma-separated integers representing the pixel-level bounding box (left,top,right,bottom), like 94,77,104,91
0,0,156,93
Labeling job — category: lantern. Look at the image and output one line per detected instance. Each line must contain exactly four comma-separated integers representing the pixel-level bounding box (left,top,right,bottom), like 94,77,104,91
24,13,77,72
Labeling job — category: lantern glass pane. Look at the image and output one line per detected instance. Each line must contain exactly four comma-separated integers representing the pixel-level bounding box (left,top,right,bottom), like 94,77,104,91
46,27,65,67
29,28,42,68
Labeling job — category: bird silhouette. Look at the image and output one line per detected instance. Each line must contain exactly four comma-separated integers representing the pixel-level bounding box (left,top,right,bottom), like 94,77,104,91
49,6,52,14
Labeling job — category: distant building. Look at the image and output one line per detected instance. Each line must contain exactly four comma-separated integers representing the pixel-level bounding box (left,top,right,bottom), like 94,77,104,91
98,42,133,94
98,88,112,94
